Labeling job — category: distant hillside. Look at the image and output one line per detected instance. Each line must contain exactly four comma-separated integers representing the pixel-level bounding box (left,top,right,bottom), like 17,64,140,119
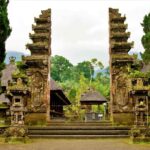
5,51,27,64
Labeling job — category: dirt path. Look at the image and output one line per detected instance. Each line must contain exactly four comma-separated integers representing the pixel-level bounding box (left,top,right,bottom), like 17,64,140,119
0,139,149,150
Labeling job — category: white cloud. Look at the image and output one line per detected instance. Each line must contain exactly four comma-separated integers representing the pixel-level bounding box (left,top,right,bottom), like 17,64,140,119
6,0,150,67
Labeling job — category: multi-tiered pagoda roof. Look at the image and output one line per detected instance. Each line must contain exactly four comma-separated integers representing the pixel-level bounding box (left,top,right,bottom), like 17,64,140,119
24,9,51,60
109,8,134,64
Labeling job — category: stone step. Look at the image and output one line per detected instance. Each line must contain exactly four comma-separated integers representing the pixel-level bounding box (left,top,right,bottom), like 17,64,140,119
47,124,113,126
28,126,130,130
29,134,130,139
28,129,129,135
48,120,112,124
28,120,130,138
49,120,111,123
47,122,113,126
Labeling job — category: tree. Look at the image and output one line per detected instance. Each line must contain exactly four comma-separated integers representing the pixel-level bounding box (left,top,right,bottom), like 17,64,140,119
75,61,94,79
0,0,11,69
63,74,89,121
90,58,104,83
141,13,150,64
91,58,104,70
51,55,73,82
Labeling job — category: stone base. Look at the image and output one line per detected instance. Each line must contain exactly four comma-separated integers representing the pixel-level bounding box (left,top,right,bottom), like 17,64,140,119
130,127,150,143
25,113,47,126
4,126,28,143
5,136,28,143
112,113,134,125
131,137,150,143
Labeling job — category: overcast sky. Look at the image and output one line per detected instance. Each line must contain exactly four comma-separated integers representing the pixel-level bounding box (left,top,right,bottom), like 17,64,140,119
6,0,150,67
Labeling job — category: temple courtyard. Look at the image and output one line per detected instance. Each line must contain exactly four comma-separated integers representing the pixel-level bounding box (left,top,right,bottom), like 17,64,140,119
0,139,149,150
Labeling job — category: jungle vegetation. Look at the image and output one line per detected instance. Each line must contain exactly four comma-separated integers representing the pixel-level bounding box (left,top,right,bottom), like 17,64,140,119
51,55,110,119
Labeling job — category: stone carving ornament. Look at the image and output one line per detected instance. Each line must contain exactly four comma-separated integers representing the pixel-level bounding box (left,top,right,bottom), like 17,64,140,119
31,72,44,107
114,69,129,107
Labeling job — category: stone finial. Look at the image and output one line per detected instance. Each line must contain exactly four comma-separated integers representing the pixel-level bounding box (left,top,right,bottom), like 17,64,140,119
9,56,16,64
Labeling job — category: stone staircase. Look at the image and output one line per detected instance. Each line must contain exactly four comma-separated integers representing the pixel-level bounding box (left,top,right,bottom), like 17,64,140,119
28,120,131,138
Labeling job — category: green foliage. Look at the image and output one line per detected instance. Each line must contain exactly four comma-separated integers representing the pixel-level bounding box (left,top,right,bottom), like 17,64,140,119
16,61,27,72
91,58,104,70
91,77,110,99
0,103,8,108
141,13,150,33
105,66,110,76
141,13,150,64
51,56,110,120
0,0,11,66
129,70,150,78
11,61,28,79
62,75,89,120
12,70,27,79
129,70,146,78
0,62,5,72
75,59,104,81
51,55,73,82
76,61,94,79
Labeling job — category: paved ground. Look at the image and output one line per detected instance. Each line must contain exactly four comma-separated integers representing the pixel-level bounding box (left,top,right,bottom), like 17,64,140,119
0,138,149,150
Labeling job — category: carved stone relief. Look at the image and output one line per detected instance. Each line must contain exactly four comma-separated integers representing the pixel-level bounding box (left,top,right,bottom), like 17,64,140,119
31,71,44,107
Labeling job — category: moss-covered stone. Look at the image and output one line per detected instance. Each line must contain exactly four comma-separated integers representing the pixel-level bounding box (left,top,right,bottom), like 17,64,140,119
130,127,150,143
25,113,46,126
113,113,134,125
4,126,28,143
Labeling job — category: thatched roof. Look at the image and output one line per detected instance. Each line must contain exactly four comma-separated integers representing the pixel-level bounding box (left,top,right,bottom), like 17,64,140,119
50,79,71,105
50,79,62,91
1,63,17,87
80,89,107,105
141,63,150,73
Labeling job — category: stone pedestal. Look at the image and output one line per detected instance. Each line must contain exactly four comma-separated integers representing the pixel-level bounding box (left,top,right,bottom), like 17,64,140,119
4,125,28,143
130,127,150,143
112,113,134,125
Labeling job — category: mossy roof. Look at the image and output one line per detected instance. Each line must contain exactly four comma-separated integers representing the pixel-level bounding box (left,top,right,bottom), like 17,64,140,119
1,63,17,87
80,89,107,105
50,79,62,91
50,79,71,105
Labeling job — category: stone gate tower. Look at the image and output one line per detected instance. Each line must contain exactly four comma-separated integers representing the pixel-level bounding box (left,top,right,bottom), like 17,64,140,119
24,9,51,123
109,8,135,124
